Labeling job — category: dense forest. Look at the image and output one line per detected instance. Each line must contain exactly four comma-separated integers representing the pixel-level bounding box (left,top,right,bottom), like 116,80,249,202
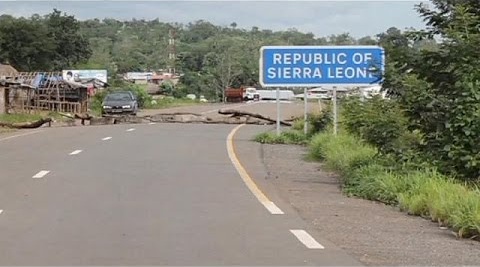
0,7,437,100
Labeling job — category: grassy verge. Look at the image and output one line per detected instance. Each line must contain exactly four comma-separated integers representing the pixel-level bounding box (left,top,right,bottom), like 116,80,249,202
0,111,73,125
254,130,309,145
0,113,43,123
309,131,480,239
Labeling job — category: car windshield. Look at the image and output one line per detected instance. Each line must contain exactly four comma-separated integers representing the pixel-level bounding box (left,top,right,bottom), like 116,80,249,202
105,93,132,101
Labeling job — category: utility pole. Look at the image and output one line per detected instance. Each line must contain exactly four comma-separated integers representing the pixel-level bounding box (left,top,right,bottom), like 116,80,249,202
168,27,176,74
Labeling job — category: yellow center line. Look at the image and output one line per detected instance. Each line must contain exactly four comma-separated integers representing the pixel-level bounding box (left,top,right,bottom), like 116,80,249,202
226,124,284,215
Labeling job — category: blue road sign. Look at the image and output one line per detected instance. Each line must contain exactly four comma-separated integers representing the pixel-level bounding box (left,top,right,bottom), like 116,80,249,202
259,45,385,87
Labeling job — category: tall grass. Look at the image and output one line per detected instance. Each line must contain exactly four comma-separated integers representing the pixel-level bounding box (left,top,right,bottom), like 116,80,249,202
309,130,480,239
254,130,308,145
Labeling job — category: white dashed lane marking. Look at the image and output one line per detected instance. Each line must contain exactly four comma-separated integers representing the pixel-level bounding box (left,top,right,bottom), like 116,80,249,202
32,170,50,179
290,229,325,249
102,137,112,141
126,128,135,132
0,210,3,215
149,122,156,125
0,130,44,142
69,150,82,155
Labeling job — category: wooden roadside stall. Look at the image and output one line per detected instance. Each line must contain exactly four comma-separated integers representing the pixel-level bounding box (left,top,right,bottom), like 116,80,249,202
0,72,91,114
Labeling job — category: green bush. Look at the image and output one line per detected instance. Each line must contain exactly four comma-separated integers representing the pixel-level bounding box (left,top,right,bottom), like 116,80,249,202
254,130,308,145
307,105,333,136
291,105,332,136
292,119,304,131
342,96,409,155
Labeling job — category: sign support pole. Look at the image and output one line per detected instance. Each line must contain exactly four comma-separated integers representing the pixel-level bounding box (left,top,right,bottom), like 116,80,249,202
333,86,337,136
276,87,281,136
304,87,308,135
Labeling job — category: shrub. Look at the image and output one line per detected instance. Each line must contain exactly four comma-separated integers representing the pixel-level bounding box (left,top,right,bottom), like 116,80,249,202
307,105,332,136
342,96,409,155
292,119,304,131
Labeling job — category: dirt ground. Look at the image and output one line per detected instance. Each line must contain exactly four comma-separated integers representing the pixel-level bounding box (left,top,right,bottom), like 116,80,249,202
259,143,480,266
138,100,321,121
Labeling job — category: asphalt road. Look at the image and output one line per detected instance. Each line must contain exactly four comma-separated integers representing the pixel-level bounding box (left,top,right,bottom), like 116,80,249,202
0,116,360,265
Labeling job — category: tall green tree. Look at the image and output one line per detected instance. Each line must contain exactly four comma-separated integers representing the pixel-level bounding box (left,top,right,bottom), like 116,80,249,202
0,17,55,71
0,9,91,71
45,9,92,70
382,0,480,180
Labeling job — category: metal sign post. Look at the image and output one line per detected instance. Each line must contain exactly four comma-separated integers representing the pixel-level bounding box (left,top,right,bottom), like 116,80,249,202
333,86,337,136
276,87,281,135
304,87,308,134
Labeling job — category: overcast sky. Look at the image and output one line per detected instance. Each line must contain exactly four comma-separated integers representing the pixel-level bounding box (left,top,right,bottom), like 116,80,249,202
1,0,429,38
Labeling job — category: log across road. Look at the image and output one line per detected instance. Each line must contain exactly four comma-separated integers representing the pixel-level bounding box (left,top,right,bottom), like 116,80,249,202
0,121,360,265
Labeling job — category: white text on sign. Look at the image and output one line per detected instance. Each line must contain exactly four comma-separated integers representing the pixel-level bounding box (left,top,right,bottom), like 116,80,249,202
272,52,373,65
267,51,376,80
267,67,374,79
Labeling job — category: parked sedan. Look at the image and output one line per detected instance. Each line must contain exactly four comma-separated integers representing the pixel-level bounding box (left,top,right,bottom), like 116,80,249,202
102,91,139,116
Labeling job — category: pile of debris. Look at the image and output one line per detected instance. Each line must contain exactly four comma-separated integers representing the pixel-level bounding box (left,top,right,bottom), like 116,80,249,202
0,109,292,129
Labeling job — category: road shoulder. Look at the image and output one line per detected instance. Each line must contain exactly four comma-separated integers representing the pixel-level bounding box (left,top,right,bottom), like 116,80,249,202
234,125,480,266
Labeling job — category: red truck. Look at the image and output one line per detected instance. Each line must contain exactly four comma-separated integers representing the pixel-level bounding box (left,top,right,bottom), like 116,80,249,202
224,86,260,102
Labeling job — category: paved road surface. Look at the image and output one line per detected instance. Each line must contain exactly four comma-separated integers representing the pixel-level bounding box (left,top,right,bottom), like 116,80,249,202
0,115,360,265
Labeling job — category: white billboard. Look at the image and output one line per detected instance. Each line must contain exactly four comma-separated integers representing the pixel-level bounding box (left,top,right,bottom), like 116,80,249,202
63,70,108,83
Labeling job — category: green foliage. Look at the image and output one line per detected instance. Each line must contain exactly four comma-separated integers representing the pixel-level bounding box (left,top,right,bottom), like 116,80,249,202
379,1,480,181
310,130,480,238
160,80,175,96
291,104,332,137
342,96,409,155
254,130,308,145
0,113,43,123
0,9,90,71
0,17,55,71
307,105,333,135
309,132,377,175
